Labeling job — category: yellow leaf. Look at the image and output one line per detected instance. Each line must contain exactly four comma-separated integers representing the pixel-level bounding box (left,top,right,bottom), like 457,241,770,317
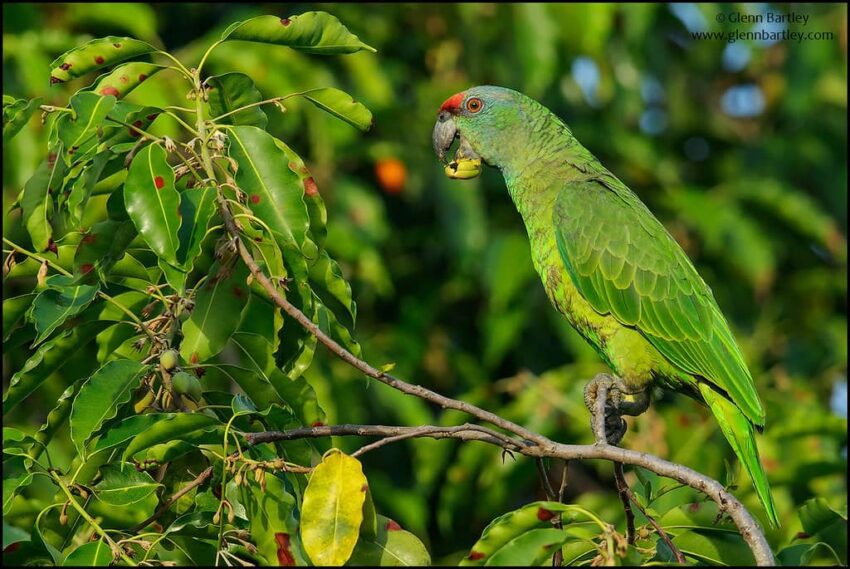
301,449,368,566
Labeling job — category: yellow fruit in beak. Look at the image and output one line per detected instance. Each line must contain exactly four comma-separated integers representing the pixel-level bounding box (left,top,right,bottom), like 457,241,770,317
445,157,482,180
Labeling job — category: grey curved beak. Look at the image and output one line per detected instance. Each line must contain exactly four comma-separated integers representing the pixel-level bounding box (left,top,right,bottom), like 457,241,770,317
433,110,458,164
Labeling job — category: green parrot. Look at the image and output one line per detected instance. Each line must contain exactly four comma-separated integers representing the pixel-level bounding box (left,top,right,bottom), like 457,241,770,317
433,85,778,527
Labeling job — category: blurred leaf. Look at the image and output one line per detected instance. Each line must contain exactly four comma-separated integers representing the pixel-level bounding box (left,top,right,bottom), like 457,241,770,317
70,359,147,457
222,12,376,55
67,3,159,43
301,449,368,566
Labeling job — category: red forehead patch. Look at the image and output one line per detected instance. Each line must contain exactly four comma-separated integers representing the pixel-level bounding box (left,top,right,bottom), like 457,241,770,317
440,92,464,113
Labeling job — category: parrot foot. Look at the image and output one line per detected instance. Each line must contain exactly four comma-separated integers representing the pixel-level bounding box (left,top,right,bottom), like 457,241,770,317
584,374,649,445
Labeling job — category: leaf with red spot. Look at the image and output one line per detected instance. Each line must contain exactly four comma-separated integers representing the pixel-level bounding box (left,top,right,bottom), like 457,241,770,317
206,72,268,128
124,144,181,265
100,103,162,150
348,514,431,566
56,91,116,166
91,62,164,100
300,449,368,566
227,126,311,280
238,470,306,566
73,218,139,284
20,144,67,252
49,36,155,84
297,87,373,131
221,11,375,55
460,501,605,567
179,262,249,364
66,152,116,228
272,137,327,249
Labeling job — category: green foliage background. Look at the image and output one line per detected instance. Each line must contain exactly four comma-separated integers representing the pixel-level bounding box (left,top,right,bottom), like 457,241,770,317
3,2,847,565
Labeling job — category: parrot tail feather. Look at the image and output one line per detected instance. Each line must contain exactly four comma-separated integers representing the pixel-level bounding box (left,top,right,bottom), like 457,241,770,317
697,383,779,527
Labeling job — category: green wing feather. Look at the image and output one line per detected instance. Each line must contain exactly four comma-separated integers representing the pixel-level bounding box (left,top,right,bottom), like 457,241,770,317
553,177,765,426
553,176,778,526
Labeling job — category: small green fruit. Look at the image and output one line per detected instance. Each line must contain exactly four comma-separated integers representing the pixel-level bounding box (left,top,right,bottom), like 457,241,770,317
172,371,202,400
160,349,179,371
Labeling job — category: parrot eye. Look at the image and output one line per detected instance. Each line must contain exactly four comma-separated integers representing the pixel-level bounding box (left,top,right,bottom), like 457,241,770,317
465,97,483,113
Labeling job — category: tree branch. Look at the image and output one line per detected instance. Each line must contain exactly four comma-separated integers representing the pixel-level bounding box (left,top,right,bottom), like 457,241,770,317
215,188,776,566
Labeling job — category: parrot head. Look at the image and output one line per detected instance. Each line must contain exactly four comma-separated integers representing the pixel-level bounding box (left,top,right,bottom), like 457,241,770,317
433,85,533,180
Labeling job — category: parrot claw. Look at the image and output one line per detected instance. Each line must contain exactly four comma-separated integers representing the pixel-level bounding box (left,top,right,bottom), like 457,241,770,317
584,373,649,445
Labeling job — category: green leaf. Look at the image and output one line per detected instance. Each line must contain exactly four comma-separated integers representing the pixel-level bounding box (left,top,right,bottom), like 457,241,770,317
229,331,324,427
3,96,42,141
176,186,216,270
3,293,36,341
49,36,156,84
348,515,431,566
309,249,357,328
777,542,840,566
122,413,220,462
91,413,174,455
299,87,373,131
273,138,327,249
2,520,30,550
70,359,147,457
62,540,113,566
798,498,847,563
671,529,755,565
66,152,113,227
484,527,567,566
3,456,34,514
301,449,368,566
73,218,139,283
221,11,375,54
240,472,305,566
57,91,116,165
101,102,161,150
20,149,67,251
94,463,162,506
91,62,163,99
206,72,268,128
227,125,312,280
27,275,99,345
124,143,181,264
460,501,600,566
33,384,78,455
179,262,249,364
3,320,111,412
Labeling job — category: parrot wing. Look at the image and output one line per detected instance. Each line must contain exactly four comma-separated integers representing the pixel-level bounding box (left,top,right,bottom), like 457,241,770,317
553,176,765,427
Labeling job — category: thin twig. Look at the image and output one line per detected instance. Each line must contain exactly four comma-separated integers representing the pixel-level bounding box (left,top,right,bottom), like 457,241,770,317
621,478,686,564
130,466,214,533
614,463,636,544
